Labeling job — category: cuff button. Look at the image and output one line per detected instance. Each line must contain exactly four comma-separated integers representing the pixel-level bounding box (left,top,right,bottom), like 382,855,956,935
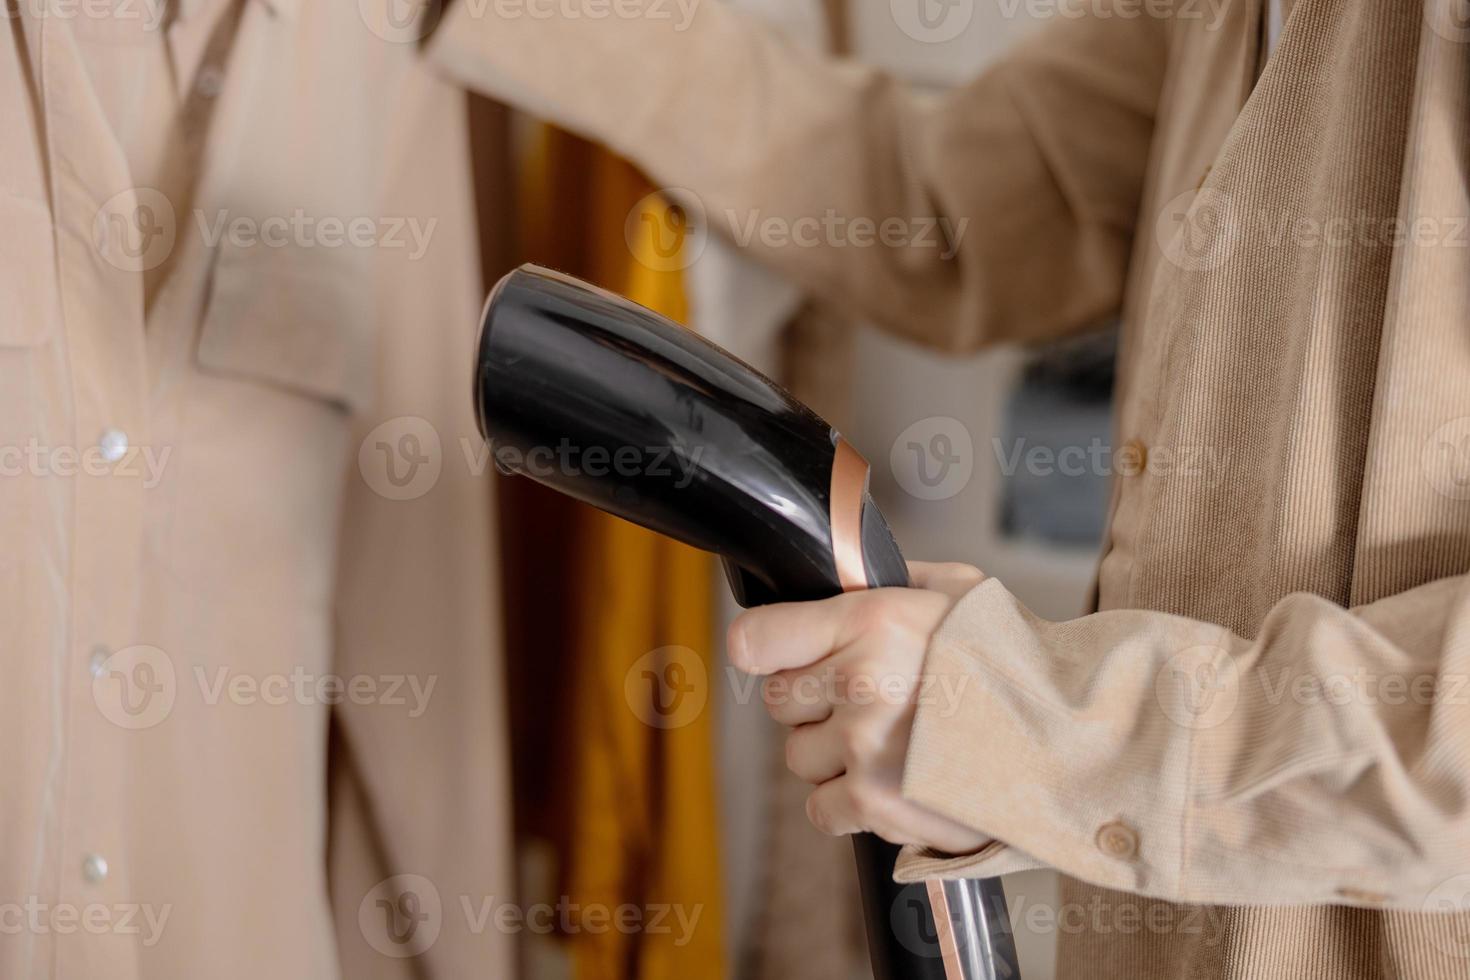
1096,820,1140,860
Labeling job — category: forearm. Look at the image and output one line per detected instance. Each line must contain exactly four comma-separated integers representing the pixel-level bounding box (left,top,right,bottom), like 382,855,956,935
898,574,1470,909
429,1,1164,350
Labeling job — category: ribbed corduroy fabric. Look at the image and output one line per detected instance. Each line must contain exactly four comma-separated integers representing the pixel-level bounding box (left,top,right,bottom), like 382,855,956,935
896,3,1470,977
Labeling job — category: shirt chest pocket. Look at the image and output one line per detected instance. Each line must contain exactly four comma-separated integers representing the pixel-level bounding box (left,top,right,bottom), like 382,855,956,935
196,242,378,414
163,242,380,607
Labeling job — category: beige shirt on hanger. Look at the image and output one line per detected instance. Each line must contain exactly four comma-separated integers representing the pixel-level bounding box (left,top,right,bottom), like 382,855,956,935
3,2,514,978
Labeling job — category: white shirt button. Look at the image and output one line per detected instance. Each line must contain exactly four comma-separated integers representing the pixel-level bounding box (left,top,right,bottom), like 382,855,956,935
82,853,109,884
196,65,225,98
99,428,128,463
89,646,110,679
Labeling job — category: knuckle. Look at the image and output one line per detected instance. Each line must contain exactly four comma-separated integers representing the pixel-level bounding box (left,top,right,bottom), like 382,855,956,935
846,593,894,637
726,619,752,671
806,793,835,836
845,781,874,823
784,732,802,772
840,724,878,764
838,657,891,707
942,563,986,591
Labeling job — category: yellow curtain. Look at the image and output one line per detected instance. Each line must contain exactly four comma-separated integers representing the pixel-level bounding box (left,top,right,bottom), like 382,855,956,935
519,125,725,980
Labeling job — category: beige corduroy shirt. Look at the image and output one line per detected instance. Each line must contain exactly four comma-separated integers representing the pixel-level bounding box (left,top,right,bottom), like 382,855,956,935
431,0,1470,975
4,2,514,978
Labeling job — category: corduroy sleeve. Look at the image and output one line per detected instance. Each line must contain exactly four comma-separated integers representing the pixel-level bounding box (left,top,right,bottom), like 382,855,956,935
428,0,1168,352
894,574,1470,911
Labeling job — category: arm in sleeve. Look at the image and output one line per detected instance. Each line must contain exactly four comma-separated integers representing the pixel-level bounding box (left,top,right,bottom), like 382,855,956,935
428,1,1168,351
893,574,1470,909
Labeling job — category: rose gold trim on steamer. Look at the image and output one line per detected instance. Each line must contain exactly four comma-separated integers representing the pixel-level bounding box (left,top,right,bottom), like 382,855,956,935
828,438,871,592
927,880,966,980
829,437,965,979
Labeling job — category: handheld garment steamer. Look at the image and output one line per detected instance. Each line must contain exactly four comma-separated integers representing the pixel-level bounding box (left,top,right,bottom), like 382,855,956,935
474,264,1020,980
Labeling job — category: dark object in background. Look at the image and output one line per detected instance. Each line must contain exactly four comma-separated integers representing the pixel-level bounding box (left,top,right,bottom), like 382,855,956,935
999,328,1117,547
474,265,1020,980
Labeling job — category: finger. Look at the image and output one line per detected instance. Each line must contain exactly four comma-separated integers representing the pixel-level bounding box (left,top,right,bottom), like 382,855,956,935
804,776,869,837
763,670,834,727
806,775,990,851
906,561,986,599
727,591,870,676
804,774,912,840
900,805,993,855
784,722,846,785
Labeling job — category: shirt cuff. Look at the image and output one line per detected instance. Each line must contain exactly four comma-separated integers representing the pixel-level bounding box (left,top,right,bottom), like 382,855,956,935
894,840,1048,883
895,578,1198,899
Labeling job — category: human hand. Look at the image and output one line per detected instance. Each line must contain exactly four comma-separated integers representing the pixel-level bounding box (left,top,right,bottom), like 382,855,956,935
727,562,990,853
